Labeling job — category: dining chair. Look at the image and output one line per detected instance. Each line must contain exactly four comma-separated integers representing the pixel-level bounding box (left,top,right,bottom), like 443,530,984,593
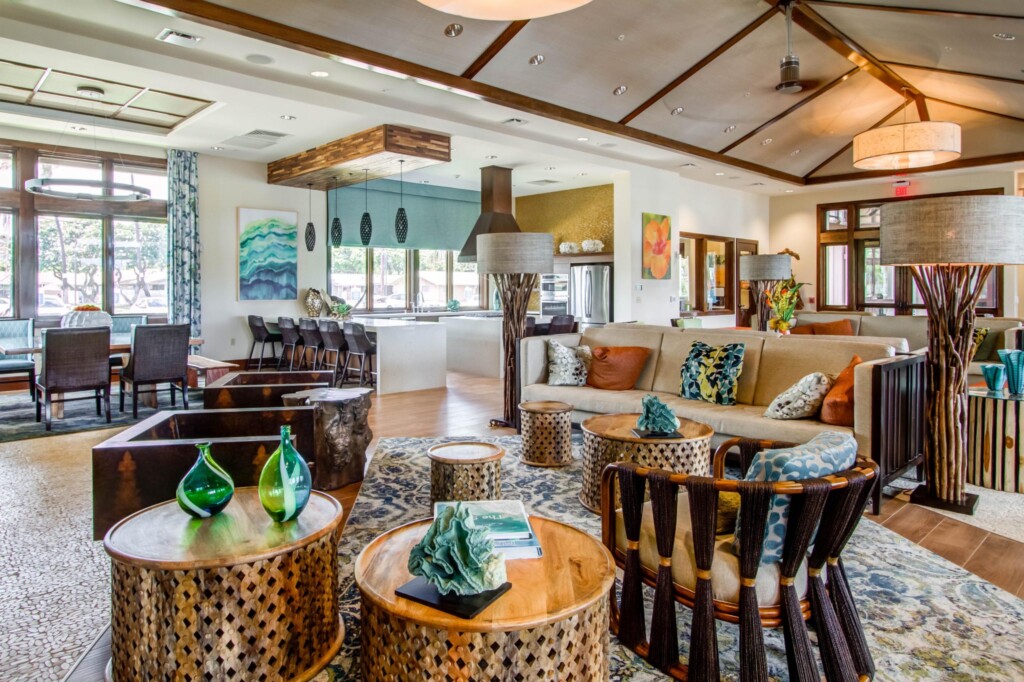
0,319,36,401
246,315,282,371
276,317,304,371
298,318,325,370
109,315,148,371
119,324,190,418
35,327,111,430
547,314,576,334
341,322,377,387
318,320,348,386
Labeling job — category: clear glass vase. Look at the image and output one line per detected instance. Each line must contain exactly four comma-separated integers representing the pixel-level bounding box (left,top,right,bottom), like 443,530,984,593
175,443,235,518
258,425,312,522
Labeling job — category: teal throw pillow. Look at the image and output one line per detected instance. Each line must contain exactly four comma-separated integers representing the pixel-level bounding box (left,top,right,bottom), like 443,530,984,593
733,431,857,563
679,341,745,406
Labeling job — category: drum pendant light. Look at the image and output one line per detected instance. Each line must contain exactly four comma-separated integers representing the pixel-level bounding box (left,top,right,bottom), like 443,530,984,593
304,183,316,252
395,160,409,244
359,170,373,246
330,176,343,248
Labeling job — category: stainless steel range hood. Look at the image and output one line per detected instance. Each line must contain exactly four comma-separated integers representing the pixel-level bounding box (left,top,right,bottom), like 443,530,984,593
458,165,520,263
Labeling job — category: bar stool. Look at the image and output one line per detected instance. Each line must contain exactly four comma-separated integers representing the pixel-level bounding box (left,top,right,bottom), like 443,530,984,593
341,322,377,387
246,315,282,371
276,317,304,371
318,320,348,386
298,318,325,370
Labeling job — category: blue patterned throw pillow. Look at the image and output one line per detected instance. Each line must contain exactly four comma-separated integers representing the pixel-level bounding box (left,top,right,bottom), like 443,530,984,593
733,431,857,563
679,341,745,406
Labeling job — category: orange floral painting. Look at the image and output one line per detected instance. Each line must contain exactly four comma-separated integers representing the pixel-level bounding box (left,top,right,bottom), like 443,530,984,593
642,213,671,280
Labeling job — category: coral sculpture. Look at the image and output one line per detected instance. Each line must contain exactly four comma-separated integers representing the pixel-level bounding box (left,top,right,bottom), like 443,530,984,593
408,503,507,596
637,394,680,435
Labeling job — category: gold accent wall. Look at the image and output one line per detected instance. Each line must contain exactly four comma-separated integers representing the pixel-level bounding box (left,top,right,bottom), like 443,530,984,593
515,184,614,252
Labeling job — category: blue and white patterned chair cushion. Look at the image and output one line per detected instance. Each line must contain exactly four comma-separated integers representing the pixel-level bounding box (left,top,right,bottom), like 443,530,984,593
733,431,858,563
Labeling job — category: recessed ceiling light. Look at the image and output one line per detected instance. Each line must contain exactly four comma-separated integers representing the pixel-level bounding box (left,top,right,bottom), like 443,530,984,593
421,180,431,184
576,136,589,142
245,53,274,65
841,74,850,81
444,23,464,37
714,172,726,176
210,146,224,151
577,172,588,176
680,163,696,168
69,125,88,132
943,46,954,52
743,91,752,98
670,107,685,116
76,85,105,99
613,85,628,96
724,125,736,133
310,70,330,78
485,154,498,159
785,189,795,193
994,33,1016,41
617,34,626,41
502,117,528,126
454,174,461,178
599,142,617,148
761,138,773,146
155,28,202,47
280,115,296,121
528,54,545,66
750,182,765,186
790,149,801,156
545,166,557,170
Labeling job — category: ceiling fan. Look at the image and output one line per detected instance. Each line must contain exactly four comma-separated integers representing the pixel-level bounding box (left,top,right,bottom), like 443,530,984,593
776,1,819,94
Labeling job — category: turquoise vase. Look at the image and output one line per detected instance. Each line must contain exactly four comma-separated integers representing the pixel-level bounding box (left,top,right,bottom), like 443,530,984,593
981,364,1007,392
258,425,312,523
998,349,1024,395
175,443,235,519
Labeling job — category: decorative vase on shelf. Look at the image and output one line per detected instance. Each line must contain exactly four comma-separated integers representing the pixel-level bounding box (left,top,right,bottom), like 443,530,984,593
258,425,312,523
558,241,580,254
998,349,1024,395
581,239,604,253
982,363,1007,392
175,443,235,519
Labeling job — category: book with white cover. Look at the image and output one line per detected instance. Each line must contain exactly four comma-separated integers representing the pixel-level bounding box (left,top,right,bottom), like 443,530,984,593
433,500,533,540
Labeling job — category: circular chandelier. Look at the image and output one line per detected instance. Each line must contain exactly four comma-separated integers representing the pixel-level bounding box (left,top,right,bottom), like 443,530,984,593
24,177,151,202
416,0,593,21
852,120,961,171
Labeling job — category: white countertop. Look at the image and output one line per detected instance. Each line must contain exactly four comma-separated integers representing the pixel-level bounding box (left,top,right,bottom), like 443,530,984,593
350,316,441,328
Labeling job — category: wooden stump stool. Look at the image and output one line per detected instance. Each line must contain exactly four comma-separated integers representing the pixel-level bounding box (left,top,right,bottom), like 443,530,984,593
282,387,373,490
519,400,574,467
427,441,505,505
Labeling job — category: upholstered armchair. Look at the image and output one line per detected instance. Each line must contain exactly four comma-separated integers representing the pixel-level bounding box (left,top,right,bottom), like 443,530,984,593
0,318,35,401
119,324,190,418
35,327,111,430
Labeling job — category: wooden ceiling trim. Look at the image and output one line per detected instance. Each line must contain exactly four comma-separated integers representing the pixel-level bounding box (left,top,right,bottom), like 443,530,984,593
618,8,776,126
124,0,805,184
885,61,1024,88
461,20,529,80
806,150,1024,185
804,1,1024,22
914,95,929,122
928,97,1024,125
718,66,859,154
802,100,909,178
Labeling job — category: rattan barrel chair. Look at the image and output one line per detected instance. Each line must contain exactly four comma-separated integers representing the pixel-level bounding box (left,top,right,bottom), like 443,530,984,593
601,437,878,682
276,317,304,371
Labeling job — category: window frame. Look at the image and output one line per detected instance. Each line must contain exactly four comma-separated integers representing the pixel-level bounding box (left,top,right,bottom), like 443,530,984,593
678,230,737,316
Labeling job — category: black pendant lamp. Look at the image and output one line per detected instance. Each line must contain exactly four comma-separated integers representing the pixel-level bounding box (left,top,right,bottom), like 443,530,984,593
395,159,409,244
330,176,343,248
304,182,316,251
359,169,373,246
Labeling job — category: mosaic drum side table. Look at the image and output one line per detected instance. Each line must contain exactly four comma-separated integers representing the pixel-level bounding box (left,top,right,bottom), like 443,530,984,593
519,400,574,467
579,413,714,513
103,488,344,682
968,388,1024,493
427,441,505,505
355,516,614,681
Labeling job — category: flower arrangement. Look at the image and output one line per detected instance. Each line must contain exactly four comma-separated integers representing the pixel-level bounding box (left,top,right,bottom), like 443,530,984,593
72,304,101,311
330,300,353,319
766,276,803,333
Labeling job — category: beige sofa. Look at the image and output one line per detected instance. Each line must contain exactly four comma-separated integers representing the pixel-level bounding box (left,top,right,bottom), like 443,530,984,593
519,326,903,456
607,322,911,353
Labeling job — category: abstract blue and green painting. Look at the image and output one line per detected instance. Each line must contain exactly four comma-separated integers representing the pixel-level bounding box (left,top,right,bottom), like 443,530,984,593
238,208,298,300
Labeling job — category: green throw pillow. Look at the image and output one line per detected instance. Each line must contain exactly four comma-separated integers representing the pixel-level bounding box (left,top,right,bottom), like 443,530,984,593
679,341,745,406
971,327,991,361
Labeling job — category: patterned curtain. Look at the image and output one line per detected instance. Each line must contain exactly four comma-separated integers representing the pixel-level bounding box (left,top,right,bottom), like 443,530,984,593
167,149,201,337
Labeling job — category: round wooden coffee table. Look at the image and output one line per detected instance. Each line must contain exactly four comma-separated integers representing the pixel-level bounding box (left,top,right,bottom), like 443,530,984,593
354,516,614,681
427,441,505,504
103,488,344,682
579,413,714,513
519,400,574,467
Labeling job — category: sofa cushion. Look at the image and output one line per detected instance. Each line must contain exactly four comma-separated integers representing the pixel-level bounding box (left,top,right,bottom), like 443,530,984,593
765,372,833,420
521,383,650,415
821,355,862,427
753,338,893,407
547,340,591,386
680,341,745,406
581,327,663,390
663,397,854,444
790,324,814,335
653,332,763,405
974,318,1024,361
794,313,865,334
813,319,855,336
860,315,928,350
587,346,651,391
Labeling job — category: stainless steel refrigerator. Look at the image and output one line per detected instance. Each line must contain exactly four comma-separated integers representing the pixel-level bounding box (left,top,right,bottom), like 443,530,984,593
568,264,612,329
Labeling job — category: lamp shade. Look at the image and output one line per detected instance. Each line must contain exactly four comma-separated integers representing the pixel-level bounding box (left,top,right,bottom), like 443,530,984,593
477,232,554,275
880,195,1024,266
417,0,592,20
739,254,790,281
853,121,961,170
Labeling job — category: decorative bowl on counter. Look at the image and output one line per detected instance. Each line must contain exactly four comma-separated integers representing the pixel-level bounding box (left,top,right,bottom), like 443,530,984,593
581,239,604,253
558,241,580,254
61,309,113,328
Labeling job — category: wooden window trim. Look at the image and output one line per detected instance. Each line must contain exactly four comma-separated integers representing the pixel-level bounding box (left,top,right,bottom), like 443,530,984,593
678,231,737,317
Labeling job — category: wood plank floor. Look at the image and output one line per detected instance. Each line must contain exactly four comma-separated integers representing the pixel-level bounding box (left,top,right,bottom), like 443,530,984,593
59,372,1024,680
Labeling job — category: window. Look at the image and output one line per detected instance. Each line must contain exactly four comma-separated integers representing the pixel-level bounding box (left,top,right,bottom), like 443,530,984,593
416,250,448,309
823,208,848,231
677,232,736,315
114,166,169,201
860,241,895,310
329,246,368,308
114,218,168,313
453,255,480,308
373,249,407,310
38,156,102,182
37,214,104,314
0,211,12,316
0,151,12,188
822,244,848,307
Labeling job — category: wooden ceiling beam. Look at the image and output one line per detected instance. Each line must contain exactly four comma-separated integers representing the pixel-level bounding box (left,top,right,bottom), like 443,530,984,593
719,66,858,154
804,1,1024,22
802,100,909,179
884,61,1024,87
618,8,776,125
122,0,805,184
461,20,529,80
914,95,930,122
928,96,1024,125
806,150,1024,185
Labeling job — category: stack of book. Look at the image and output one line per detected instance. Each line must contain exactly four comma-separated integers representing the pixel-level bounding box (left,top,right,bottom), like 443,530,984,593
433,500,543,559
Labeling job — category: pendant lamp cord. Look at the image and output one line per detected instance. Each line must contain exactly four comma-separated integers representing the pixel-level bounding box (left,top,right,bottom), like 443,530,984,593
364,169,369,211
399,160,404,206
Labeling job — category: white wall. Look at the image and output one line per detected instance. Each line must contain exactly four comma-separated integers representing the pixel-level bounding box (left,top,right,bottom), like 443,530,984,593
613,168,770,326
199,154,326,360
769,170,1020,315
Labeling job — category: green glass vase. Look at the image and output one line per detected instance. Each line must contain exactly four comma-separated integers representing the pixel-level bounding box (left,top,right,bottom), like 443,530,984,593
176,443,235,519
258,425,312,522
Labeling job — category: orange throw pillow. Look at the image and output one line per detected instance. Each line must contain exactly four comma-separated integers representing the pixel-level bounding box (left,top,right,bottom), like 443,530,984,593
790,324,814,335
813,319,855,336
821,354,862,426
586,346,651,391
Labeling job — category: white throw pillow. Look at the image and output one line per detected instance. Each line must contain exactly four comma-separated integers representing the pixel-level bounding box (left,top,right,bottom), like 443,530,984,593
764,372,834,420
547,341,592,386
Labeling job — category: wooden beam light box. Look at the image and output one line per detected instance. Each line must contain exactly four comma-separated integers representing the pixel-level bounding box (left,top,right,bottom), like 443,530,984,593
267,124,451,190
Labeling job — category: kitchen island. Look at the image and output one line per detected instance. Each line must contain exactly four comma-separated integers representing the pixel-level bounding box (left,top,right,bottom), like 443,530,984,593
439,316,503,378
349,317,447,394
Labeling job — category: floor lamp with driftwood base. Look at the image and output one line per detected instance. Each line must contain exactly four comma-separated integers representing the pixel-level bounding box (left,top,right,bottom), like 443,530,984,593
881,195,1024,514
739,254,791,332
477,232,554,428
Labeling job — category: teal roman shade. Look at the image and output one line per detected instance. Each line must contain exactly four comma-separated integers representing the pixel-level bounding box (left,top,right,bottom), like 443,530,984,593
327,179,480,250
